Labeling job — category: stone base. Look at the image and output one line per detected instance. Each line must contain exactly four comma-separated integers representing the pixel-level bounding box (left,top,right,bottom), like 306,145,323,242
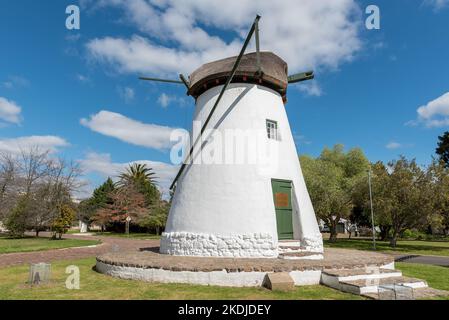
96,247,394,288
160,232,278,258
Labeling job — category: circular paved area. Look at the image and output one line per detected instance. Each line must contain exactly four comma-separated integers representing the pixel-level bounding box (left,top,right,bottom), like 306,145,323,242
97,247,394,272
0,233,159,268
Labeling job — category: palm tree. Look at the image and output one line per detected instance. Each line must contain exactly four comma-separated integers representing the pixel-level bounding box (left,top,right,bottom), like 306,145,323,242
118,163,157,187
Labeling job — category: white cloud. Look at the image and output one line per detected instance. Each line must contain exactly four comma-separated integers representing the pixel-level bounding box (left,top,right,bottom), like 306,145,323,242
295,81,323,97
117,86,135,103
76,74,91,83
0,97,22,124
386,142,402,150
85,0,362,76
79,152,178,197
413,92,449,128
293,133,312,145
1,76,29,89
424,0,449,10
80,110,178,150
157,93,187,108
158,93,170,108
0,136,69,154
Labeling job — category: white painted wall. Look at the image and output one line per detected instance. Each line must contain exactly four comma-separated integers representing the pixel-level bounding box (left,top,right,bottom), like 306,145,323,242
161,83,323,257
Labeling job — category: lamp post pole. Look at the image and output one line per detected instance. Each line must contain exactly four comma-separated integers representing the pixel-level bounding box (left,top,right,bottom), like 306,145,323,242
368,169,376,250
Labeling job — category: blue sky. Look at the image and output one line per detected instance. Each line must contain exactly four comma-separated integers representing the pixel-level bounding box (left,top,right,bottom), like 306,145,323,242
1,0,449,198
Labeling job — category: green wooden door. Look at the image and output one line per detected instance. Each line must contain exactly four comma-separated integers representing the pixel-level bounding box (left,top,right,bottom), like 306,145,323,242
271,180,293,240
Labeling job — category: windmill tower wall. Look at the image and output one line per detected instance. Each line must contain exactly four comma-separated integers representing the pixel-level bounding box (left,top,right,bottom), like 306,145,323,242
161,81,323,258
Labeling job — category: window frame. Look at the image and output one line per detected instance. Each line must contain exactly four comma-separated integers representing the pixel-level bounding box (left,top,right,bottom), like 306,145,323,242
266,119,280,141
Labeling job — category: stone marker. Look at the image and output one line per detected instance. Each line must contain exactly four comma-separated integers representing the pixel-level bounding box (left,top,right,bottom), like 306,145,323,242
263,272,295,291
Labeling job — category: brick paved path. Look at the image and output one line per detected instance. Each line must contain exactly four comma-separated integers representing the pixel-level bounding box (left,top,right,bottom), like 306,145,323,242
0,232,160,268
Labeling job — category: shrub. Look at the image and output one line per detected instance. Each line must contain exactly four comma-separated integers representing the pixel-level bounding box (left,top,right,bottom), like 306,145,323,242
51,205,75,240
4,197,29,238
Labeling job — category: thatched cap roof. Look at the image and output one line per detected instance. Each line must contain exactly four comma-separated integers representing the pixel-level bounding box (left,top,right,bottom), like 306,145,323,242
188,52,288,99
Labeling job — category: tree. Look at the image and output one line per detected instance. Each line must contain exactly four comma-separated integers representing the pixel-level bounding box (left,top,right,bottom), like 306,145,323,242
369,157,433,247
52,204,76,239
141,200,170,235
4,196,29,238
118,163,160,206
21,153,82,236
301,144,370,242
82,178,115,229
0,152,17,220
0,147,83,237
93,183,149,229
118,163,156,186
89,165,168,233
436,131,449,168
428,160,449,235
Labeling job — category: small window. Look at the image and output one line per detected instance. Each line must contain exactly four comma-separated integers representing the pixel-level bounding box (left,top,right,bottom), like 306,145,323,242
266,120,279,140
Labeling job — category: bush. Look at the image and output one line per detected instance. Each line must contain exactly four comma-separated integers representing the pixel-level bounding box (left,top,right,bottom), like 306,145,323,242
51,205,75,240
401,229,427,240
4,197,29,238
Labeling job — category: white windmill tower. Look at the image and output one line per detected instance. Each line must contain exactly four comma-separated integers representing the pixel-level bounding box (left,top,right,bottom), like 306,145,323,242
141,16,323,258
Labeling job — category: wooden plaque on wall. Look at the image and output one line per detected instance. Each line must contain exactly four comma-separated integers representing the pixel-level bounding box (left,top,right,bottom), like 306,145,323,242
275,193,289,208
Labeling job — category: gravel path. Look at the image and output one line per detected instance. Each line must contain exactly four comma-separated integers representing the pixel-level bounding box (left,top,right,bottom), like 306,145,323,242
0,232,159,268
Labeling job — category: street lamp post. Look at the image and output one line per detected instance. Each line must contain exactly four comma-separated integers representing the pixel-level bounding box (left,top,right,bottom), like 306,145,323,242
368,169,376,250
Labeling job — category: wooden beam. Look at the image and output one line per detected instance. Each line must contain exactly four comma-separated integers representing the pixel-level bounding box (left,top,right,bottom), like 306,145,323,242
169,15,261,190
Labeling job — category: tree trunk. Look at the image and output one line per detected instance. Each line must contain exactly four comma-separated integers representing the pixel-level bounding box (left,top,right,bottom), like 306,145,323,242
379,225,390,241
389,231,398,248
329,220,338,243
35,229,39,237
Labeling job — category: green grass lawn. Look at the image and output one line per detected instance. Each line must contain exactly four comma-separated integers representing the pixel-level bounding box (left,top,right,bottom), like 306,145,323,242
0,258,362,300
324,238,449,256
0,235,100,254
94,232,161,240
397,262,449,294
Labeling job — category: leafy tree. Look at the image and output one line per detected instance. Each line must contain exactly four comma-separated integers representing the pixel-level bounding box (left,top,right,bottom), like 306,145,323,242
436,131,449,168
369,157,433,247
90,165,168,233
91,178,115,209
301,144,370,242
51,204,76,240
5,196,30,238
141,200,169,235
428,160,449,235
82,178,115,230
93,183,149,229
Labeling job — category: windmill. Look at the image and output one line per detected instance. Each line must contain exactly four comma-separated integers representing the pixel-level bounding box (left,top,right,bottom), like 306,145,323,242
141,15,323,258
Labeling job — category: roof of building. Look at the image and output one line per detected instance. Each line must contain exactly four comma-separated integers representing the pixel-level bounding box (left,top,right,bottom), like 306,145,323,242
188,52,289,100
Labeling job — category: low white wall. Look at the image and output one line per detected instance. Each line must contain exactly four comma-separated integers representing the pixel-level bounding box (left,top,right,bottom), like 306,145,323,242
96,260,395,288
96,261,268,287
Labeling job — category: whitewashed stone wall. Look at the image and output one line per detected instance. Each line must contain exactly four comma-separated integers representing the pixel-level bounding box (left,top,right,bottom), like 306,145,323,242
160,232,278,258
300,233,324,253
